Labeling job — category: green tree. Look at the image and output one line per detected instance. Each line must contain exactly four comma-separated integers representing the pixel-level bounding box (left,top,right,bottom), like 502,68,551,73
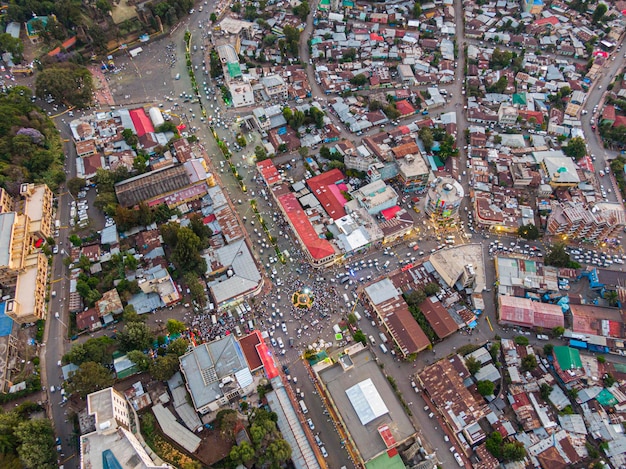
485,431,503,459
254,145,268,160
592,3,607,23
184,272,206,306
0,411,20,454
419,127,434,152
543,343,554,355
465,356,481,375
167,338,190,356
127,350,150,371
266,438,292,465
349,73,368,87
604,290,619,307
514,335,529,346
552,326,565,337
517,223,539,240
423,282,440,296
118,322,154,352
149,355,180,381
563,136,586,160
540,383,552,400
293,0,310,21
404,290,426,306
353,330,367,345
123,305,144,324
521,354,538,372
230,440,255,465
67,176,86,196
544,242,571,267
166,319,187,335
597,355,606,364
35,63,94,108
477,380,495,396
15,418,57,469
66,361,114,398
210,12,217,22
412,1,422,18
172,227,206,275
502,441,526,461
0,33,24,62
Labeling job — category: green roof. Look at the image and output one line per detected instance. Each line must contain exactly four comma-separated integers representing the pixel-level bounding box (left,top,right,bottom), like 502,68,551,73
597,388,618,407
512,93,527,105
227,62,242,78
26,16,48,36
365,451,406,469
553,346,582,370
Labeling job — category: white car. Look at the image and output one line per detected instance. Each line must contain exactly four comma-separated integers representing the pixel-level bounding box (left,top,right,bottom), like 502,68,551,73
281,322,287,333
307,418,315,430
277,337,284,348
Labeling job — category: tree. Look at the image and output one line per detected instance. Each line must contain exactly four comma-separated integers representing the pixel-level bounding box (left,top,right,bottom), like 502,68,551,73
149,355,180,381
15,418,57,469
166,319,187,335
404,290,426,306
67,177,86,196
349,73,368,87
514,335,529,346
353,330,367,345
210,12,217,22
127,350,150,371
118,322,154,352
543,343,554,356
423,282,440,296
502,441,526,461
517,223,539,240
66,362,114,398
254,145,268,160
167,338,190,357
412,1,422,18
123,305,145,324
465,356,481,375
552,326,565,337
604,290,619,307
544,242,571,268
266,438,292,465
184,272,206,306
540,383,552,400
172,227,206,275
521,354,538,372
298,146,309,158
597,355,606,364
485,431,503,459
592,3,607,23
0,33,24,62
35,63,94,108
230,440,255,465
419,127,434,152
563,136,586,160
292,0,310,21
477,380,495,396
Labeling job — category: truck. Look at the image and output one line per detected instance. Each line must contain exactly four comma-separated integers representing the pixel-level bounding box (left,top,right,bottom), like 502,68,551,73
379,332,388,343
299,400,308,414
55,220,61,230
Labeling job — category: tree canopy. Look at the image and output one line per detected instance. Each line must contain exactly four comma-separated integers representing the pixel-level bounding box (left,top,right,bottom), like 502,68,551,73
563,136,586,160
35,63,94,108
544,242,572,268
517,223,539,240
66,361,114,398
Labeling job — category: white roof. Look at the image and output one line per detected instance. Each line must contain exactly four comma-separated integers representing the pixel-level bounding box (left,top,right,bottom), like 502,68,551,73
345,378,389,426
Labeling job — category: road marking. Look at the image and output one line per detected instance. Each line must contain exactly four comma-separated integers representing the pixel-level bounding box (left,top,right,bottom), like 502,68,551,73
486,316,493,332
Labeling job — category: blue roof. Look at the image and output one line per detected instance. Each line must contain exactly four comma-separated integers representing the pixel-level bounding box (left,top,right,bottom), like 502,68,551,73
0,302,12,337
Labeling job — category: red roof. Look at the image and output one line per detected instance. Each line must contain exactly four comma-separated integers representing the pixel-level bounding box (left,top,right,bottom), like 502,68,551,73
613,115,626,128
518,110,544,125
370,33,384,41
419,297,459,339
306,169,347,220
47,36,77,57
129,108,155,137
256,159,282,186
535,16,559,26
499,296,564,329
239,330,263,371
380,205,401,220
257,339,279,379
278,192,335,260
395,99,415,117
378,425,397,448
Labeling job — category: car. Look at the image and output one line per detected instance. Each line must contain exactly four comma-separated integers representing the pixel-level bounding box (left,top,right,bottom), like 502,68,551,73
281,322,287,333
314,435,322,447
270,337,277,347
277,337,284,348
454,452,465,467
320,446,328,458
53,246,59,254
307,418,315,430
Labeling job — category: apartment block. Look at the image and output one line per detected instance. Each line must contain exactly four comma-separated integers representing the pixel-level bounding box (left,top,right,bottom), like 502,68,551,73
546,202,625,241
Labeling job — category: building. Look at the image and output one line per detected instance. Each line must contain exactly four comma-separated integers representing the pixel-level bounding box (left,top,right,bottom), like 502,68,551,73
495,256,559,295
229,81,255,108
498,104,518,126
260,74,288,100
534,150,580,188
498,295,564,329
137,266,181,307
419,296,459,339
418,355,489,432
277,191,336,267
179,335,255,414
397,64,416,86
314,345,417,464
428,244,486,291
114,165,193,207
0,184,53,324
363,278,431,357
80,387,169,469
424,177,464,227
306,169,347,220
570,304,624,339
396,153,430,193
546,202,625,242
351,180,399,215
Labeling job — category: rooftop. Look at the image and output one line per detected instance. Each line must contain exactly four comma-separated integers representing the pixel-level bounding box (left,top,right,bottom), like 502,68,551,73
306,169,347,220
419,296,459,339
317,347,416,462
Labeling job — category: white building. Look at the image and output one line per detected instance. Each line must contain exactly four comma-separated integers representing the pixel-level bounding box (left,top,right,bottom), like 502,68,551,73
229,81,255,108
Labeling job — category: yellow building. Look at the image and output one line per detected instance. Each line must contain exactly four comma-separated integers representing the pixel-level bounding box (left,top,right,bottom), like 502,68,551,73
0,184,54,324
